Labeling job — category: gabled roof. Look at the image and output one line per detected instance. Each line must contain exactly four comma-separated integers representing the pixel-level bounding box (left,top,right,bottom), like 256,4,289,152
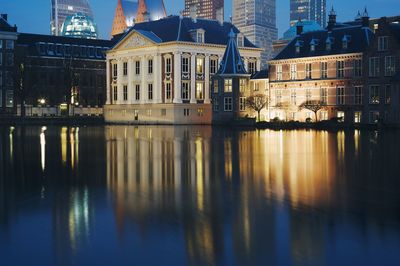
117,16,257,48
216,29,248,75
274,24,374,60
0,16,17,33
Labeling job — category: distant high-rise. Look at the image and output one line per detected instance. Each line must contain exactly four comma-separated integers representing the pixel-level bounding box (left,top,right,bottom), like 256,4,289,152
51,0,94,36
290,0,326,27
182,0,224,20
60,12,98,39
111,0,167,36
232,0,278,66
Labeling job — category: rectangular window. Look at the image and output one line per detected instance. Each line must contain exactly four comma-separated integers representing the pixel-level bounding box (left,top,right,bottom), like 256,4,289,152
123,62,128,76
184,109,190,116
148,59,153,74
210,59,218,74
135,61,140,75
337,111,345,122
123,85,128,101
213,80,218,93
197,32,204,43
291,90,296,105
166,58,171,73
5,90,13,108
248,61,256,74
5,40,14,50
113,64,117,77
135,85,140,101
354,86,363,105
337,61,345,78
369,57,380,77
354,111,362,123
182,57,189,73
353,59,362,77
113,86,118,101
290,64,297,80
213,99,219,111
148,83,153,100
224,97,233,111
320,88,327,105
239,97,246,111
306,63,312,79
182,81,190,100
337,87,345,105
196,57,204,74
385,84,391,104
321,62,328,79
276,90,282,104
166,82,171,100
224,79,232,92
196,82,204,100
306,88,312,104
385,56,396,76
369,85,379,104
197,108,204,117
276,65,283,80
378,36,388,51
240,79,246,93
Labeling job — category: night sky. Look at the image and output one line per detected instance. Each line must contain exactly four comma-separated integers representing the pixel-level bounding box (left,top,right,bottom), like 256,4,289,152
1,0,398,39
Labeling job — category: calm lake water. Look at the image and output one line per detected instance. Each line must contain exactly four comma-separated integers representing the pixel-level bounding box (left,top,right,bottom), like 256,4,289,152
0,126,399,266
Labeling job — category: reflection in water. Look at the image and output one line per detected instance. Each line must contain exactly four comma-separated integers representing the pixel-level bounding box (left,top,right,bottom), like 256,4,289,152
0,126,400,266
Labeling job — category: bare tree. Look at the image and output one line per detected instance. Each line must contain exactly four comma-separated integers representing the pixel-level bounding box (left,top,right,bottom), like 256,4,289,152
246,94,269,122
299,100,325,122
275,101,300,121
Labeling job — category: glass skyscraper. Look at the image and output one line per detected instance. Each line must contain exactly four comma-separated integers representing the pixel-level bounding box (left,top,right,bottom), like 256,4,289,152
182,0,224,20
51,0,94,36
232,0,278,66
290,0,326,27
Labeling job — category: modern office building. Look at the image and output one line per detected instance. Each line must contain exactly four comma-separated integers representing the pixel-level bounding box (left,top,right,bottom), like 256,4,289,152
51,0,94,36
290,0,326,27
232,0,278,66
104,15,262,124
111,0,167,36
0,14,18,115
182,0,224,20
60,12,98,39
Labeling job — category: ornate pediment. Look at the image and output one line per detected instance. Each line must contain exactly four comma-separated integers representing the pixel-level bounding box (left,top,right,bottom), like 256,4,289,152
120,33,152,49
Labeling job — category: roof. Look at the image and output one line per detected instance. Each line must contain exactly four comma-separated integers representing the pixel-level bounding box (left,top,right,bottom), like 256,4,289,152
282,20,323,40
0,16,17,33
251,69,269,80
216,29,248,75
118,16,257,48
18,33,115,47
274,24,374,60
390,23,400,41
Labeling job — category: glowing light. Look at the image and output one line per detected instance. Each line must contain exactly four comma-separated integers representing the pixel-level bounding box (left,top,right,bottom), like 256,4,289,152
40,127,47,171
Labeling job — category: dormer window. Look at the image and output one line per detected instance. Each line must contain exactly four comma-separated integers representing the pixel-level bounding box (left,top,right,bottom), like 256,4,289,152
196,29,205,43
342,35,351,49
237,34,244,47
310,39,318,52
326,37,334,51
295,40,303,54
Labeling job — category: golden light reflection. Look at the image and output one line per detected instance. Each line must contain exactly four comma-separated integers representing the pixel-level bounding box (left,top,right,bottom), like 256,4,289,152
40,126,47,171
195,138,204,211
61,127,68,165
9,126,14,160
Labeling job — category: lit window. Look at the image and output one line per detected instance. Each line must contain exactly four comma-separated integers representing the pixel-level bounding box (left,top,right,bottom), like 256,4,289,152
224,79,232,92
276,65,283,80
240,79,246,93
196,57,204,74
290,64,297,80
354,111,362,123
196,82,204,100
337,61,345,78
321,62,328,79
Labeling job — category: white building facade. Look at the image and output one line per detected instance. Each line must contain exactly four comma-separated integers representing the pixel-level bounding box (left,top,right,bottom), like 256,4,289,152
105,16,262,124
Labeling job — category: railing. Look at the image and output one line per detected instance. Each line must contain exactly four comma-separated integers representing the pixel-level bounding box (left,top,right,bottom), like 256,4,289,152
16,105,103,117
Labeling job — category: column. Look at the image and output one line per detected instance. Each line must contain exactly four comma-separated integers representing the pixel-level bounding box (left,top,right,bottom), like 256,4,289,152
204,54,210,104
117,59,123,104
244,57,249,72
140,56,146,104
190,53,196,104
154,54,162,103
106,59,111,104
128,57,134,104
173,52,182,103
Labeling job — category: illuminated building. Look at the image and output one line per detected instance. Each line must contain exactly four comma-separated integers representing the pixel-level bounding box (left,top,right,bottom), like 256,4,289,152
105,15,262,124
182,0,224,20
0,14,18,115
60,12,98,39
51,0,94,36
290,0,326,27
111,0,167,36
232,0,278,66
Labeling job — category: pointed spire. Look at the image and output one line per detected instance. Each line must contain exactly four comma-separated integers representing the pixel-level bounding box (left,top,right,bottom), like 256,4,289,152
217,28,247,75
135,0,148,23
362,7,369,17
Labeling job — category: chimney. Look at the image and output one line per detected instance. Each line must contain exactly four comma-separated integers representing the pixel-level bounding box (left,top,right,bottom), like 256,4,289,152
361,7,370,28
296,19,303,35
327,7,337,31
1,14,8,21
190,4,197,22
216,8,224,26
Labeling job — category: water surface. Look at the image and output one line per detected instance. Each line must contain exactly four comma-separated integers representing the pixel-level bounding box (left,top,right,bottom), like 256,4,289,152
0,126,399,266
